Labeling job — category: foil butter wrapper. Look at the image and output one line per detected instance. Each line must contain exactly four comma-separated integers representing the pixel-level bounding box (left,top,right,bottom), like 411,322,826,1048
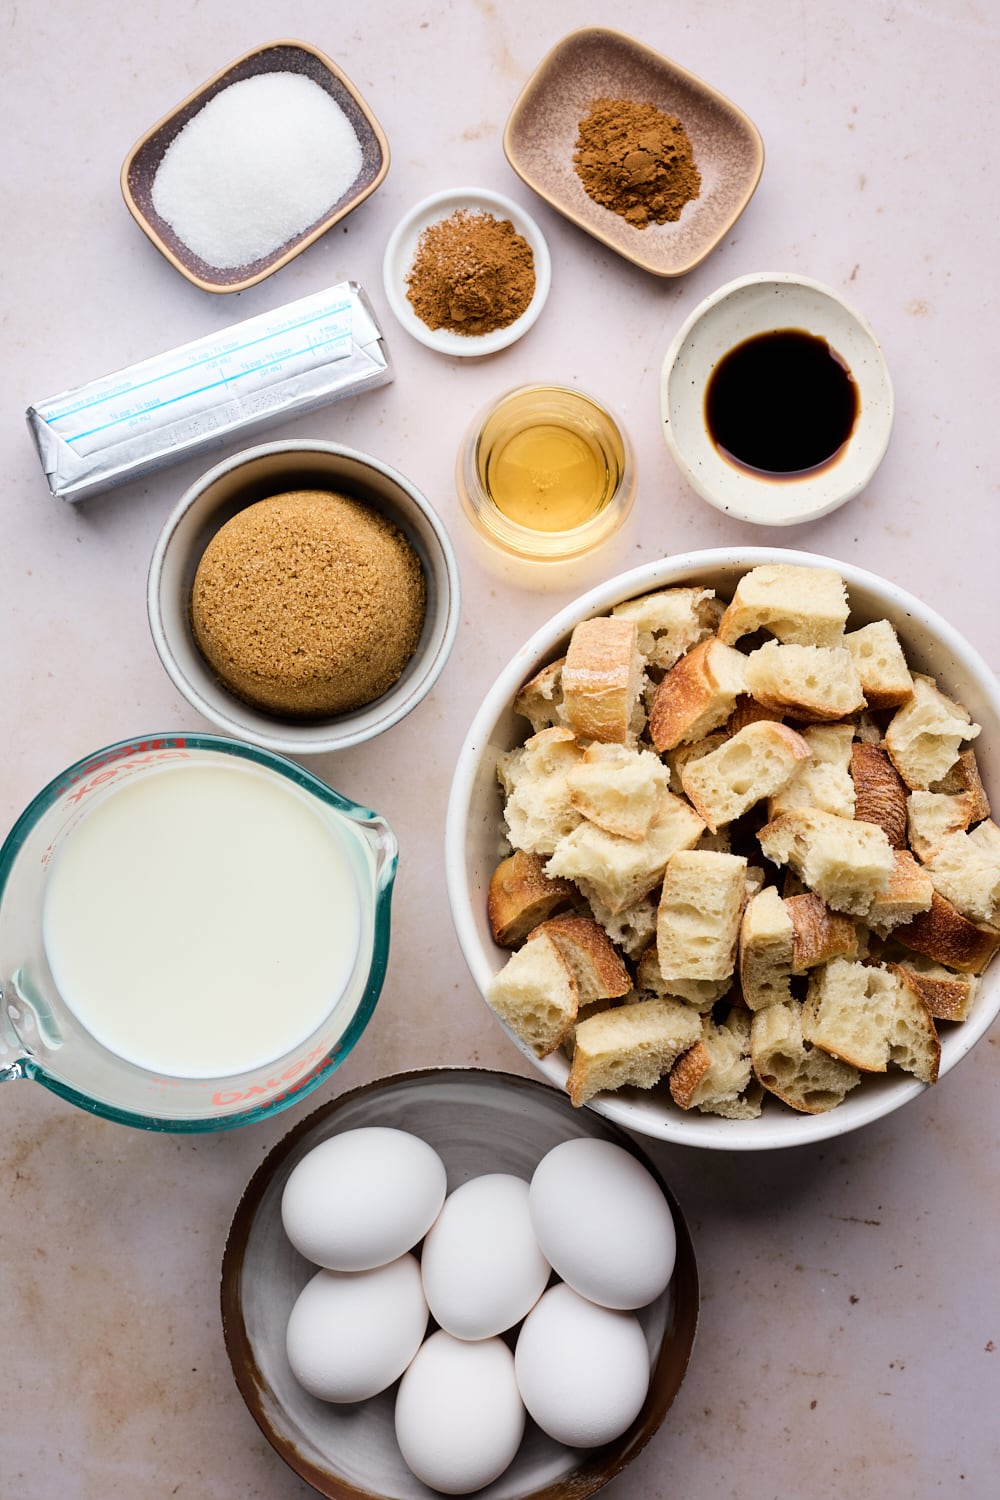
26,281,392,503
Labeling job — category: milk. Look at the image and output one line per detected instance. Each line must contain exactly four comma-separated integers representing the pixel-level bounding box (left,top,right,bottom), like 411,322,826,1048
42,760,362,1078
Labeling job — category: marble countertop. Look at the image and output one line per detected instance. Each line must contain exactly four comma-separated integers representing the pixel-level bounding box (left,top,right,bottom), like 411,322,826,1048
2,2,998,1496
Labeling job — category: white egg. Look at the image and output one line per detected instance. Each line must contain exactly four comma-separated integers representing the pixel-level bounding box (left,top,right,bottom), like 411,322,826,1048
514,1283,650,1447
280,1126,447,1270
395,1330,526,1494
529,1138,676,1309
285,1254,428,1402
420,1173,551,1339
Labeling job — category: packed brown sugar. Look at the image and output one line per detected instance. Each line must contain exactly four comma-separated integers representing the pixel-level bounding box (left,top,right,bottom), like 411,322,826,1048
190,489,426,717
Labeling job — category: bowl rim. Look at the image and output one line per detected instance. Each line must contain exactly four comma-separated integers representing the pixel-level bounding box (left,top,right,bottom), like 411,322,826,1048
220,1064,700,1499
146,439,461,754
659,272,895,525
120,37,390,294
445,546,1000,1150
381,186,552,356
502,25,765,278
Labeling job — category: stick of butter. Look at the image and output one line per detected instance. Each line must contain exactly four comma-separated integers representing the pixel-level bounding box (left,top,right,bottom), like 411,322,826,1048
25,281,392,502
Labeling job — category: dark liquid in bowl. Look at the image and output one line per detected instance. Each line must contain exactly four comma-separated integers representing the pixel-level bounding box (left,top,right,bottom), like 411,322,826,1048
705,329,859,478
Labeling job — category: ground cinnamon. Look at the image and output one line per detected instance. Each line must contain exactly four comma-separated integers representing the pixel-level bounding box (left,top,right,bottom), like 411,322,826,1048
406,209,536,336
573,98,701,228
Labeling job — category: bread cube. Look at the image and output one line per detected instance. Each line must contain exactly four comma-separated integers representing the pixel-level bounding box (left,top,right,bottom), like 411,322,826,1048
717,563,849,648
801,958,940,1083
884,674,981,790
757,807,895,916
745,641,866,722
657,850,748,983
566,997,701,1107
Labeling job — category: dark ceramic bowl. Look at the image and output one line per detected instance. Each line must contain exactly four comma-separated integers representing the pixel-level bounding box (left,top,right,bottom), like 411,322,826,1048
503,27,763,277
221,1067,699,1500
121,38,389,293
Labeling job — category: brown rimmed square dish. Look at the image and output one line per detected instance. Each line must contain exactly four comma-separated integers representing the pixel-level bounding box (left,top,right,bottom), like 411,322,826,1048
121,38,389,294
503,27,764,277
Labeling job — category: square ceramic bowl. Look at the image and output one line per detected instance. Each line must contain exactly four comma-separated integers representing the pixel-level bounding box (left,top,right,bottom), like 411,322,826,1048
121,38,389,293
445,549,1000,1150
147,440,460,755
503,28,763,277
221,1067,698,1500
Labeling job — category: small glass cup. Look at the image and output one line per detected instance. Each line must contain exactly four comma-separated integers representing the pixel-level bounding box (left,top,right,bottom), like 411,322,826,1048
457,384,636,561
0,733,397,1133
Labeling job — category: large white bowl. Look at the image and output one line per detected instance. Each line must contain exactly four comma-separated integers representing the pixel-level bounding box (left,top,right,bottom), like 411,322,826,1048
446,548,1000,1150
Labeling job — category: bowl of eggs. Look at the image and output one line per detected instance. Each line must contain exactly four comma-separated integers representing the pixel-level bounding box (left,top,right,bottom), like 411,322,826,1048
220,1066,698,1499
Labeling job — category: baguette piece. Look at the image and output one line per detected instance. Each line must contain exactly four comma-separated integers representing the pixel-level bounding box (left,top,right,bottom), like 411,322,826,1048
922,823,1000,924
883,673,981,790
665,732,728,795
850,741,909,849
513,658,565,734
485,932,579,1057
738,886,794,1011
801,958,940,1083
669,1010,761,1119
487,850,579,947
865,849,935,935
727,695,785,735
561,616,645,746
890,890,1000,974
717,563,849,648
657,850,748,983
611,587,720,670
751,1000,861,1114
843,620,914,709
757,808,895,917
680,720,812,833
636,943,732,1011
931,747,991,819
907,789,981,861
886,955,979,1023
499,727,584,856
786,892,859,971
567,743,669,840
530,914,631,1004
546,788,705,914
648,638,748,751
588,891,659,960
744,641,866,722
768,723,856,821
566,997,702,1107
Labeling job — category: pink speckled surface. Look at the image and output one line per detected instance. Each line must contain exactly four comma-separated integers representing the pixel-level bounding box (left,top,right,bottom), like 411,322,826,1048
2,2,999,1497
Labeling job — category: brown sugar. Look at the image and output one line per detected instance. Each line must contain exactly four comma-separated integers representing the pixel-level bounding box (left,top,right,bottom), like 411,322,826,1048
190,489,426,718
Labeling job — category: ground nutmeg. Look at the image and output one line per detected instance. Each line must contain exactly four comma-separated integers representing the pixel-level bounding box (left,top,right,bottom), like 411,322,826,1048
405,209,536,336
573,97,701,228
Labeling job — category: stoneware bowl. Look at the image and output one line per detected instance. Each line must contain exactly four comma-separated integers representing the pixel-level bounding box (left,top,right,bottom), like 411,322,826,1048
445,548,1000,1150
382,187,552,356
147,440,460,755
660,272,894,524
121,38,389,293
503,27,764,277
220,1066,699,1499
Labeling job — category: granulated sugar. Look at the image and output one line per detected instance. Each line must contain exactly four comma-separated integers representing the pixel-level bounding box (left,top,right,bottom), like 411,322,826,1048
151,72,363,269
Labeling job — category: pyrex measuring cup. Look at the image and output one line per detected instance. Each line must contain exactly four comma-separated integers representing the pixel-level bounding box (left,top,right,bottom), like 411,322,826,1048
0,733,397,1132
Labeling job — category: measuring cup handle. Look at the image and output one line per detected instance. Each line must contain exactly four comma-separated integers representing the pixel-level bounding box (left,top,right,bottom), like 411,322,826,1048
0,986,27,1082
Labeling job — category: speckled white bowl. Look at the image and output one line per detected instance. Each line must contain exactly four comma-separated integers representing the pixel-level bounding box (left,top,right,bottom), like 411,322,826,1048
446,548,1000,1150
660,274,894,525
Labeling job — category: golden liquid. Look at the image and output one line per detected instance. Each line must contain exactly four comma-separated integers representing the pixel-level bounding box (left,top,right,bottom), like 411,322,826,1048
477,389,624,534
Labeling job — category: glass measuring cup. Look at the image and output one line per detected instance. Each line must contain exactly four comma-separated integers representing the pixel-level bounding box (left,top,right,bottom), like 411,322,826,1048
0,733,397,1132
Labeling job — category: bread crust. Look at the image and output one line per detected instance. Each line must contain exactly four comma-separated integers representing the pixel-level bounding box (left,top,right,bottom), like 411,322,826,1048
785,892,858,970
562,616,643,745
487,850,578,947
648,638,747,752
851,741,909,849
890,889,1000,974
530,913,631,1003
